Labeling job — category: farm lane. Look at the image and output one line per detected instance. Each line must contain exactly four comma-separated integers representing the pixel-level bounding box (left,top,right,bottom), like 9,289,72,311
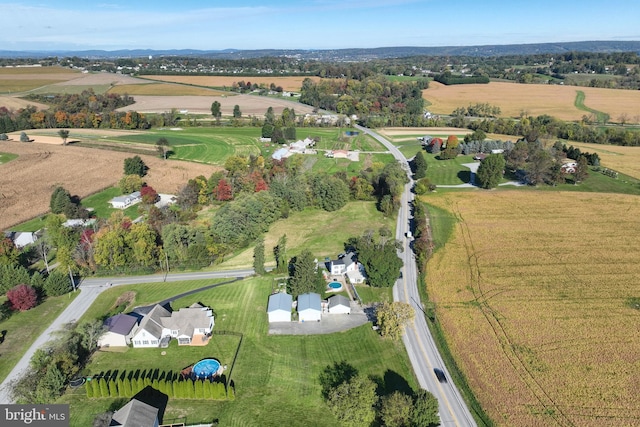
356,124,476,426
0,268,254,404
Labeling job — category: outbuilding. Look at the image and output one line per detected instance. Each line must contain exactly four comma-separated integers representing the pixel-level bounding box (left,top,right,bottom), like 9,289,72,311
297,292,322,322
328,294,351,314
267,292,293,323
97,313,138,347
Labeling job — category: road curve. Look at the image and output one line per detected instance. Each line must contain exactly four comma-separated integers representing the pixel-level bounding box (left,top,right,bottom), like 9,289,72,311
355,124,476,426
0,268,254,404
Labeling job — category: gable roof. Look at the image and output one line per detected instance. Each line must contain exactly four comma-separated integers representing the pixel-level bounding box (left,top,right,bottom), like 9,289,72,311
328,294,350,309
104,313,138,335
297,293,321,312
135,304,171,339
268,293,292,313
110,398,158,427
165,305,213,337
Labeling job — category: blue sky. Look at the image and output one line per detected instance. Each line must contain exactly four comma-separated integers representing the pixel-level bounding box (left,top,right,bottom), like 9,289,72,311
1,0,638,51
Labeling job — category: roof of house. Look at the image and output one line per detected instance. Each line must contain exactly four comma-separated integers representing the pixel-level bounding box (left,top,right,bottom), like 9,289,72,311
328,294,350,308
104,313,138,335
110,398,158,427
332,251,356,267
268,292,292,313
165,305,213,337
8,231,38,248
297,293,321,312
135,304,171,339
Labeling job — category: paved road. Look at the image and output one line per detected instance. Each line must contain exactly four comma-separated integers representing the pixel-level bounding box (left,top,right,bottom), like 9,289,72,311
0,268,254,404
356,124,476,426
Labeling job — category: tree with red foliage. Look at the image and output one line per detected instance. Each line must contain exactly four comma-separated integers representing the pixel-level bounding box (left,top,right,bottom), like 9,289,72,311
7,284,38,311
215,179,233,201
140,185,159,204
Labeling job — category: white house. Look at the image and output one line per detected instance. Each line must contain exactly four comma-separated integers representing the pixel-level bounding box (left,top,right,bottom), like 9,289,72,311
297,292,322,322
109,191,142,209
330,252,358,275
9,231,39,248
267,292,293,323
97,313,138,347
130,303,214,348
328,295,351,314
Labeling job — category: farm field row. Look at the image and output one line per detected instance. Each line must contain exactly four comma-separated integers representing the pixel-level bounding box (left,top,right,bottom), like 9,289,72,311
142,75,322,92
423,81,640,122
62,277,417,426
423,191,640,426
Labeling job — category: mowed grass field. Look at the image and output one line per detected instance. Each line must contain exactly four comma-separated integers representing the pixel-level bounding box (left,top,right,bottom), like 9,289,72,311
63,277,416,426
423,81,640,122
216,201,396,270
423,191,640,426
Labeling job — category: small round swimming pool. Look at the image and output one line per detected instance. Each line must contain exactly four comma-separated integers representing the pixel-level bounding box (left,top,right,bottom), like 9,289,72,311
192,359,221,379
328,281,343,290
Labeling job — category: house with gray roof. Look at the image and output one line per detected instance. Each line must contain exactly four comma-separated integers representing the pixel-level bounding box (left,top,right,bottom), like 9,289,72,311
297,292,322,322
98,313,139,347
267,292,292,323
109,191,142,209
109,398,159,427
131,303,214,348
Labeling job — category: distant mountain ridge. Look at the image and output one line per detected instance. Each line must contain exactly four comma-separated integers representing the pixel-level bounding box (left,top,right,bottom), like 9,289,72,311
1,41,639,60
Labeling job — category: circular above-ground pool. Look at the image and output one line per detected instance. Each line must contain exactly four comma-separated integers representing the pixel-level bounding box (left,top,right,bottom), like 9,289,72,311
328,281,343,291
192,358,221,379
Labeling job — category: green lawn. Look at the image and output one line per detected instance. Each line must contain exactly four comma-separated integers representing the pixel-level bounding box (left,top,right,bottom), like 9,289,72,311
309,128,386,152
81,187,141,220
7,215,49,232
426,153,476,185
63,276,417,427
0,292,78,383
311,152,394,176
0,152,18,164
216,201,396,270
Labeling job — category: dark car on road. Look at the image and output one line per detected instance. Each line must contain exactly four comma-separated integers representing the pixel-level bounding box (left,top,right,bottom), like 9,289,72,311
433,368,447,383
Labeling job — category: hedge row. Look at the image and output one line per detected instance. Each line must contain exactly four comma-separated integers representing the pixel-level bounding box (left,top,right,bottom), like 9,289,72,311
85,375,234,400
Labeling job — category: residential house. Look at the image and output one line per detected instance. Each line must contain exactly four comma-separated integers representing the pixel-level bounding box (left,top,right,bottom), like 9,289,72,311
109,191,142,209
5,231,39,248
109,398,159,427
330,252,358,275
328,294,351,314
130,303,214,348
267,292,293,323
98,313,138,347
297,292,322,322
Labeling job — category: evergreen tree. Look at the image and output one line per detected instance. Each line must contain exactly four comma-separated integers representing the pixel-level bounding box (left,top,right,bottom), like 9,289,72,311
288,249,324,297
253,238,266,275
476,154,505,189
412,151,428,179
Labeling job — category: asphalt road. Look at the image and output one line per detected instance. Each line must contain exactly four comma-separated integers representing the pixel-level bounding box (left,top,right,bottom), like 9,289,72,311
356,124,476,426
0,268,254,404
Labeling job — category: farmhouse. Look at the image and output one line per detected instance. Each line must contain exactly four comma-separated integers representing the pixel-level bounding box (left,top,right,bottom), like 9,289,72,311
130,303,214,348
328,294,351,314
97,313,138,348
109,191,142,209
297,292,322,322
330,252,357,275
267,292,293,323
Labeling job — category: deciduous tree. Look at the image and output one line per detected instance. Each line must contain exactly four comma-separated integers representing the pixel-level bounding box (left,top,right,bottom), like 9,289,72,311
411,389,440,427
156,137,170,159
326,374,377,427
380,391,413,427
123,155,147,177
57,129,70,145
7,284,37,311
210,101,221,118
376,301,415,340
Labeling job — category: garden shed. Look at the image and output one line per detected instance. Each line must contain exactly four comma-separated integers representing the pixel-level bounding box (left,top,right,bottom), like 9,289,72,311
267,292,293,323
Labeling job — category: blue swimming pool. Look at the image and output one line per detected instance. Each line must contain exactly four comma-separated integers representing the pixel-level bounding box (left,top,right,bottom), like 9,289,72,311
328,281,342,290
192,359,221,378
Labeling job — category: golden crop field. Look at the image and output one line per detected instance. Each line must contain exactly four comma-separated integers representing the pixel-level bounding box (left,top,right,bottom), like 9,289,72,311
424,191,640,427
143,75,321,92
566,142,640,179
0,66,82,93
108,83,227,96
424,81,640,122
